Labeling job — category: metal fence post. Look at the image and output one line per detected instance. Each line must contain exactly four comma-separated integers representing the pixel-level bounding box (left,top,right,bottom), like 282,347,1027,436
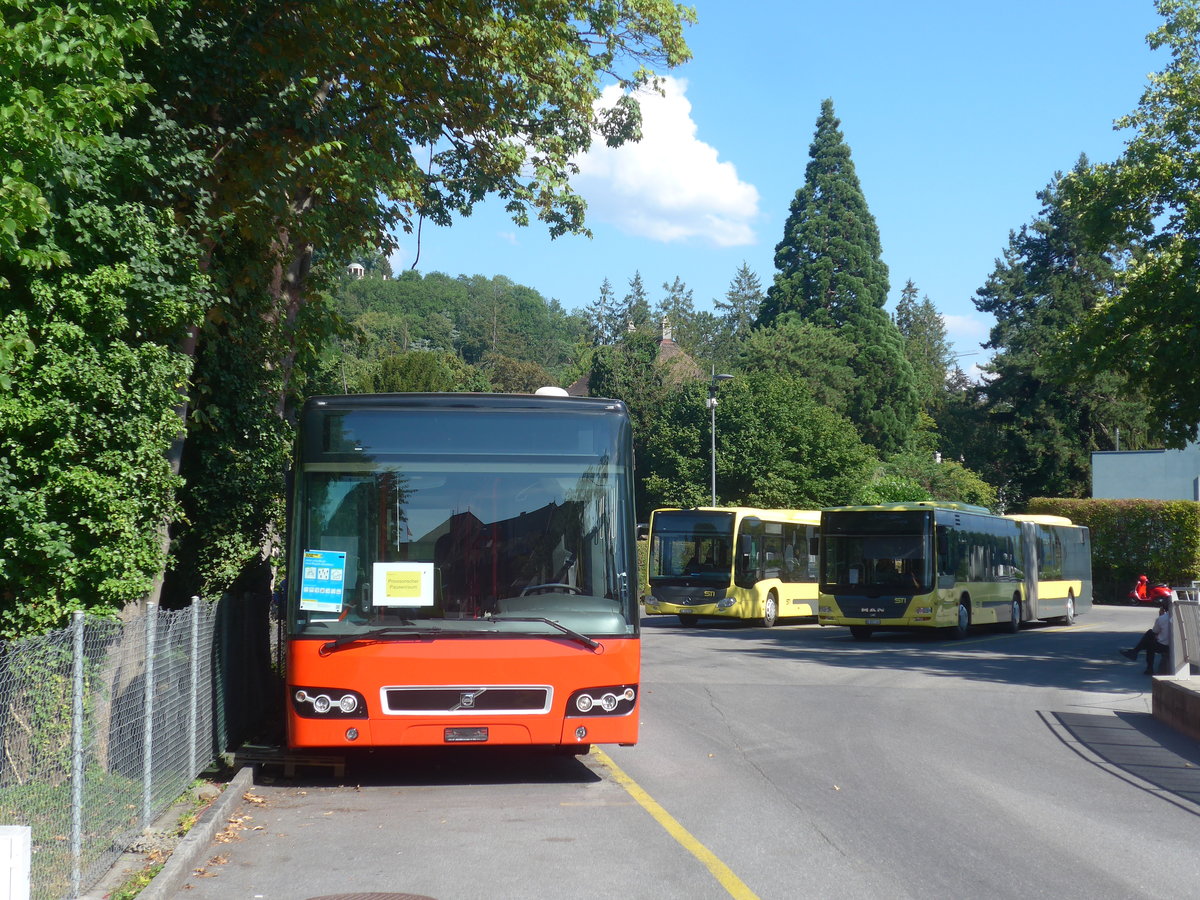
142,602,158,829
71,611,84,897
189,597,200,781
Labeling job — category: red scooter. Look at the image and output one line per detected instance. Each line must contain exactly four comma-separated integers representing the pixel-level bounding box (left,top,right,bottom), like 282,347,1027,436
1129,575,1172,605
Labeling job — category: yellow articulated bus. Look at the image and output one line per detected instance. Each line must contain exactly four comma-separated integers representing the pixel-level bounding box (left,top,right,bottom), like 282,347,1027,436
642,507,820,627
818,502,1091,640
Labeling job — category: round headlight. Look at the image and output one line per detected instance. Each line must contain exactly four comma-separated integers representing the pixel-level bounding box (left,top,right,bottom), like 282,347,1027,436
295,690,309,703
338,694,358,713
600,693,619,712
622,688,636,702
312,694,332,714
575,694,594,713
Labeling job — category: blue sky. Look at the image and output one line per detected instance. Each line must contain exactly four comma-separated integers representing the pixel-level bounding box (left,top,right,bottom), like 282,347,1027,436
390,1,1166,372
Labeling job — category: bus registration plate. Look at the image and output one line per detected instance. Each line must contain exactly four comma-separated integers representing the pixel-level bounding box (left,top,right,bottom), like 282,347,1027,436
445,727,489,743
866,618,881,625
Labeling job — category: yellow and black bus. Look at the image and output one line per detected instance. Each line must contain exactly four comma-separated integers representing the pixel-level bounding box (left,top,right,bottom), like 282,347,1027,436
643,507,820,627
818,502,1091,640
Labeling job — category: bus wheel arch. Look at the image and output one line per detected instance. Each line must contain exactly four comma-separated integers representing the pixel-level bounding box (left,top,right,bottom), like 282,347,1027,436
950,594,971,639
1005,592,1021,634
1058,591,1076,626
761,591,778,628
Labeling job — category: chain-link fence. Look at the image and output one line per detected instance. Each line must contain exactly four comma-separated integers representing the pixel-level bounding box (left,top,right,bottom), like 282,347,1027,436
0,595,276,900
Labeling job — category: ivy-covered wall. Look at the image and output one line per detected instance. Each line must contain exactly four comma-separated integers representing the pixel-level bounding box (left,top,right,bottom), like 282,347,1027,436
1026,498,1200,603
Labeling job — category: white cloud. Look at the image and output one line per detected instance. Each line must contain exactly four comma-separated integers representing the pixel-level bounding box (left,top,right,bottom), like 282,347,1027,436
573,77,759,247
498,231,519,246
943,313,991,349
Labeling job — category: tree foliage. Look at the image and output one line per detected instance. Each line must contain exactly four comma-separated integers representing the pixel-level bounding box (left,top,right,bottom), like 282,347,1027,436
756,99,918,454
974,165,1161,506
641,373,877,513
895,279,953,413
1060,0,1200,443
760,99,889,328
0,1,158,278
738,315,859,413
0,142,209,635
0,0,697,632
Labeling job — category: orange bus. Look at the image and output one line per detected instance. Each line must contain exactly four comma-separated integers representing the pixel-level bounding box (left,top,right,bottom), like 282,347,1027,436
286,392,640,753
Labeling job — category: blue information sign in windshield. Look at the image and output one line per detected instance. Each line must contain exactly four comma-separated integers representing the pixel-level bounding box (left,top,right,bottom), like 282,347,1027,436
299,549,346,613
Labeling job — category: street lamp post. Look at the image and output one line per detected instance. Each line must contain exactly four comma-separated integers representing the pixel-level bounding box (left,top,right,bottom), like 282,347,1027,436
707,368,733,506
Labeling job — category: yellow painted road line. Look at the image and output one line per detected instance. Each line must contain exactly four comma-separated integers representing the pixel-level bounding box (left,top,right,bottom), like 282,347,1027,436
592,748,760,900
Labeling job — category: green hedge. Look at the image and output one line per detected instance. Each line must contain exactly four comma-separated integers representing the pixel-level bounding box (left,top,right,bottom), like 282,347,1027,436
1025,498,1200,603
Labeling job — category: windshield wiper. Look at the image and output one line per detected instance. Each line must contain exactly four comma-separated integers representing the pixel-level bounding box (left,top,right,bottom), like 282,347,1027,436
319,624,446,655
488,615,601,651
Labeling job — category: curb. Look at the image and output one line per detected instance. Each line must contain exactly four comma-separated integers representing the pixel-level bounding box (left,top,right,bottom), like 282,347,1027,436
135,766,255,900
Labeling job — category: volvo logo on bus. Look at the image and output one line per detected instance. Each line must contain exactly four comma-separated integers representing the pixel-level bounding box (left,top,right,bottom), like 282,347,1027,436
459,691,478,709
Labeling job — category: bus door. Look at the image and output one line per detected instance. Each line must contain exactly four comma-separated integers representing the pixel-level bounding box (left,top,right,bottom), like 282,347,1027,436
736,517,763,588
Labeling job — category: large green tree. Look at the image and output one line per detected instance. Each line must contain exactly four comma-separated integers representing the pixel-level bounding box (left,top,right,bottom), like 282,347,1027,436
641,372,877,512
0,3,212,635
757,99,918,453
759,99,889,328
1060,0,1200,443
975,164,1161,505
130,0,695,602
895,279,953,414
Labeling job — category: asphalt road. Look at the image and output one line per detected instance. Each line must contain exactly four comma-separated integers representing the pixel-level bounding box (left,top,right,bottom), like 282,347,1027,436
176,605,1200,900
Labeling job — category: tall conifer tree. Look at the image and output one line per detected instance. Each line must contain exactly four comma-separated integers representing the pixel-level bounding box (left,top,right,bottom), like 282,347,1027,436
759,99,917,453
760,99,890,327
621,271,653,332
715,262,763,339
895,279,953,412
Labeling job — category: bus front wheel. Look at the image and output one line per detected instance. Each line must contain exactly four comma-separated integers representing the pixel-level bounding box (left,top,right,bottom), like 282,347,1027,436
761,592,778,628
849,625,874,641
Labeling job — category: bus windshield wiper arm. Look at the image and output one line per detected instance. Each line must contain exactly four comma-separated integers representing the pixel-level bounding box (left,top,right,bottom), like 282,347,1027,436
488,615,601,651
320,624,444,655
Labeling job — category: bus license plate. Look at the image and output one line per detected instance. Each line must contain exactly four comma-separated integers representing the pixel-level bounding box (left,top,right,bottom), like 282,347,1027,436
445,727,489,743
866,618,881,625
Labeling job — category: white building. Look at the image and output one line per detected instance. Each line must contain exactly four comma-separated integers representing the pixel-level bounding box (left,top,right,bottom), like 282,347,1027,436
1091,443,1200,500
